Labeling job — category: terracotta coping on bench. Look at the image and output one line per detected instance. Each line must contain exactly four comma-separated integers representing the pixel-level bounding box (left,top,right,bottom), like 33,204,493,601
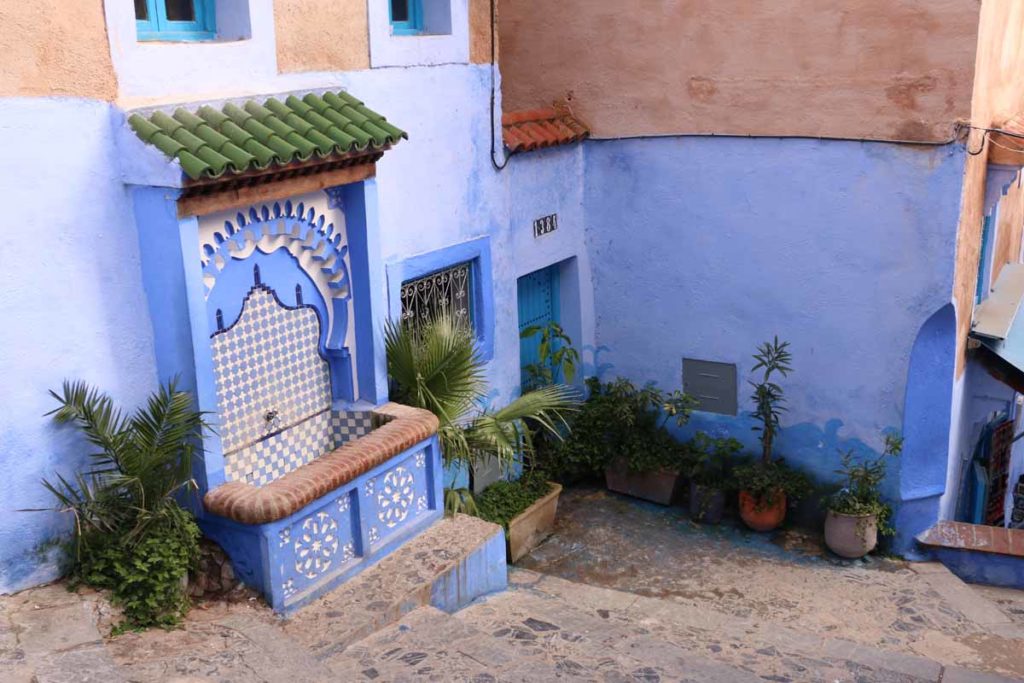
203,402,439,525
917,520,1024,557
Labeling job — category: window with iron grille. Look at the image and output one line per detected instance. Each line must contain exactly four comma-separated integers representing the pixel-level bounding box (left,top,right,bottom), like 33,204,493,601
400,261,474,329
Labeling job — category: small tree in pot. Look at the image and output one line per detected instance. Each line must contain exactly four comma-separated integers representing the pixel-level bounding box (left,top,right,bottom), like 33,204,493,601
824,433,901,558
685,432,741,524
734,337,811,531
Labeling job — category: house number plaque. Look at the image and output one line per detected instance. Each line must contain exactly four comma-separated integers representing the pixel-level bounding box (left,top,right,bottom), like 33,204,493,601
533,213,558,238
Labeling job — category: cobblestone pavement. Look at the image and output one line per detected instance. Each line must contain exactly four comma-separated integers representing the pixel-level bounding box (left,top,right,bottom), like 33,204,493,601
2,489,1023,681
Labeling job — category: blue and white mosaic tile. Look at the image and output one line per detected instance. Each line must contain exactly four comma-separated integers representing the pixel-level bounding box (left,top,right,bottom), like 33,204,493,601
212,285,331,454
211,284,377,486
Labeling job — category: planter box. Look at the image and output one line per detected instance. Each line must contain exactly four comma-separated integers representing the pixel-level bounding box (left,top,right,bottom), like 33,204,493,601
507,482,563,563
605,460,681,505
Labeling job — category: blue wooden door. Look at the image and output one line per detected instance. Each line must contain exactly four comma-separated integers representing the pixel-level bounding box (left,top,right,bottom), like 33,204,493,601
517,264,560,386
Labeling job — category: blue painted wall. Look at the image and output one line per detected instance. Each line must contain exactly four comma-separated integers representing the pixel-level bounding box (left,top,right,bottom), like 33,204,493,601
0,65,576,592
509,145,595,383
583,137,964,515
0,99,158,593
1,59,974,589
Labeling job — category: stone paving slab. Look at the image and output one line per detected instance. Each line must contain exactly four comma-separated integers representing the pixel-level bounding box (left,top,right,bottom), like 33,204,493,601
912,562,1022,632
520,487,1024,679
943,665,1024,683
465,569,948,682
33,644,126,683
3,492,1024,681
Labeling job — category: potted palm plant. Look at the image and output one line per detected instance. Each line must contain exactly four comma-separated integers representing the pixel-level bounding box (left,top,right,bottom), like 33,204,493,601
384,315,578,560
824,434,901,558
734,337,811,531
685,431,741,524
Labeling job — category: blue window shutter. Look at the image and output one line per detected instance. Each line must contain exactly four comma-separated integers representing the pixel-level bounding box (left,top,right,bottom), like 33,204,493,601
390,0,424,35
137,0,216,42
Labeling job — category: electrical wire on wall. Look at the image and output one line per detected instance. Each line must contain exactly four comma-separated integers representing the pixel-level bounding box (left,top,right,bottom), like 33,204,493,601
967,124,1024,157
489,0,512,171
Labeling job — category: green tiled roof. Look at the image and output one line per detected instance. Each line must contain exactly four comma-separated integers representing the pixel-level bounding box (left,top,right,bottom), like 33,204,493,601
128,90,407,181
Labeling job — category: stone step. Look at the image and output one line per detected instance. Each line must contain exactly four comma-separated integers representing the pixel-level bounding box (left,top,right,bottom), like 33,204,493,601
457,571,909,682
336,575,777,681
281,514,507,660
339,566,1022,682
469,568,1021,683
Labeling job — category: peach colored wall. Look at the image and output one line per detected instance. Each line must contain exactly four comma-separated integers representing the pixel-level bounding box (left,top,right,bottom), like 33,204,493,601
469,0,493,65
952,0,1024,377
499,0,979,141
275,0,370,73
992,178,1024,286
0,0,116,99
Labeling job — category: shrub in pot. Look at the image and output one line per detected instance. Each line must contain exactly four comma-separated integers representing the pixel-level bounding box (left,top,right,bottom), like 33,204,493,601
475,470,562,562
541,376,696,503
685,432,741,524
734,459,812,531
384,315,578,517
605,425,694,504
824,434,901,558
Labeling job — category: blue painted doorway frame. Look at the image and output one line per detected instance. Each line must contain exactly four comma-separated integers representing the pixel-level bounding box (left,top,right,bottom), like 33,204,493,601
517,264,561,387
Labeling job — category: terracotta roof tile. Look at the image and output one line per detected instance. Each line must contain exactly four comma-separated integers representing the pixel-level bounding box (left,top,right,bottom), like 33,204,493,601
502,106,589,154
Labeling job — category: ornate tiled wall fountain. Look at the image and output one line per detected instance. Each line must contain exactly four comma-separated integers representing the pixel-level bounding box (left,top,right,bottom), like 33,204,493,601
186,191,443,613
127,88,445,612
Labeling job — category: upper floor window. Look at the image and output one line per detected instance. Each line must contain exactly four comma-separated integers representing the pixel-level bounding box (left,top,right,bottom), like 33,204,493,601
390,0,424,35
135,0,216,41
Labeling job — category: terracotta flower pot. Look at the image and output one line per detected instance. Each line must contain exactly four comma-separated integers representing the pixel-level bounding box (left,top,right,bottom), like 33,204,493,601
824,510,878,559
738,490,786,531
605,458,681,505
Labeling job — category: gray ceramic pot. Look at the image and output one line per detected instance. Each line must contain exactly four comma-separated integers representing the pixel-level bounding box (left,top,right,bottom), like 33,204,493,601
824,509,877,558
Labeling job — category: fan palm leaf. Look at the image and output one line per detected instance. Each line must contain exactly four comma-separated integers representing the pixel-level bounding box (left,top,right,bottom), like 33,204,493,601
39,379,209,549
384,316,484,426
385,314,580,481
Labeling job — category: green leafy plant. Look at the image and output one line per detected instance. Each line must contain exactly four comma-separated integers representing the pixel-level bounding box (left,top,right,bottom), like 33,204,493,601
543,377,697,481
475,470,554,530
827,433,902,537
37,380,208,630
750,336,792,464
385,315,578,514
520,321,581,391
686,431,742,488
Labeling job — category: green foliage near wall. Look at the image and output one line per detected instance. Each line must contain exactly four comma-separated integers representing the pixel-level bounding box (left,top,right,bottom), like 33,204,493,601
37,380,208,630
475,471,555,530
385,315,578,515
828,433,902,536
540,377,696,481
